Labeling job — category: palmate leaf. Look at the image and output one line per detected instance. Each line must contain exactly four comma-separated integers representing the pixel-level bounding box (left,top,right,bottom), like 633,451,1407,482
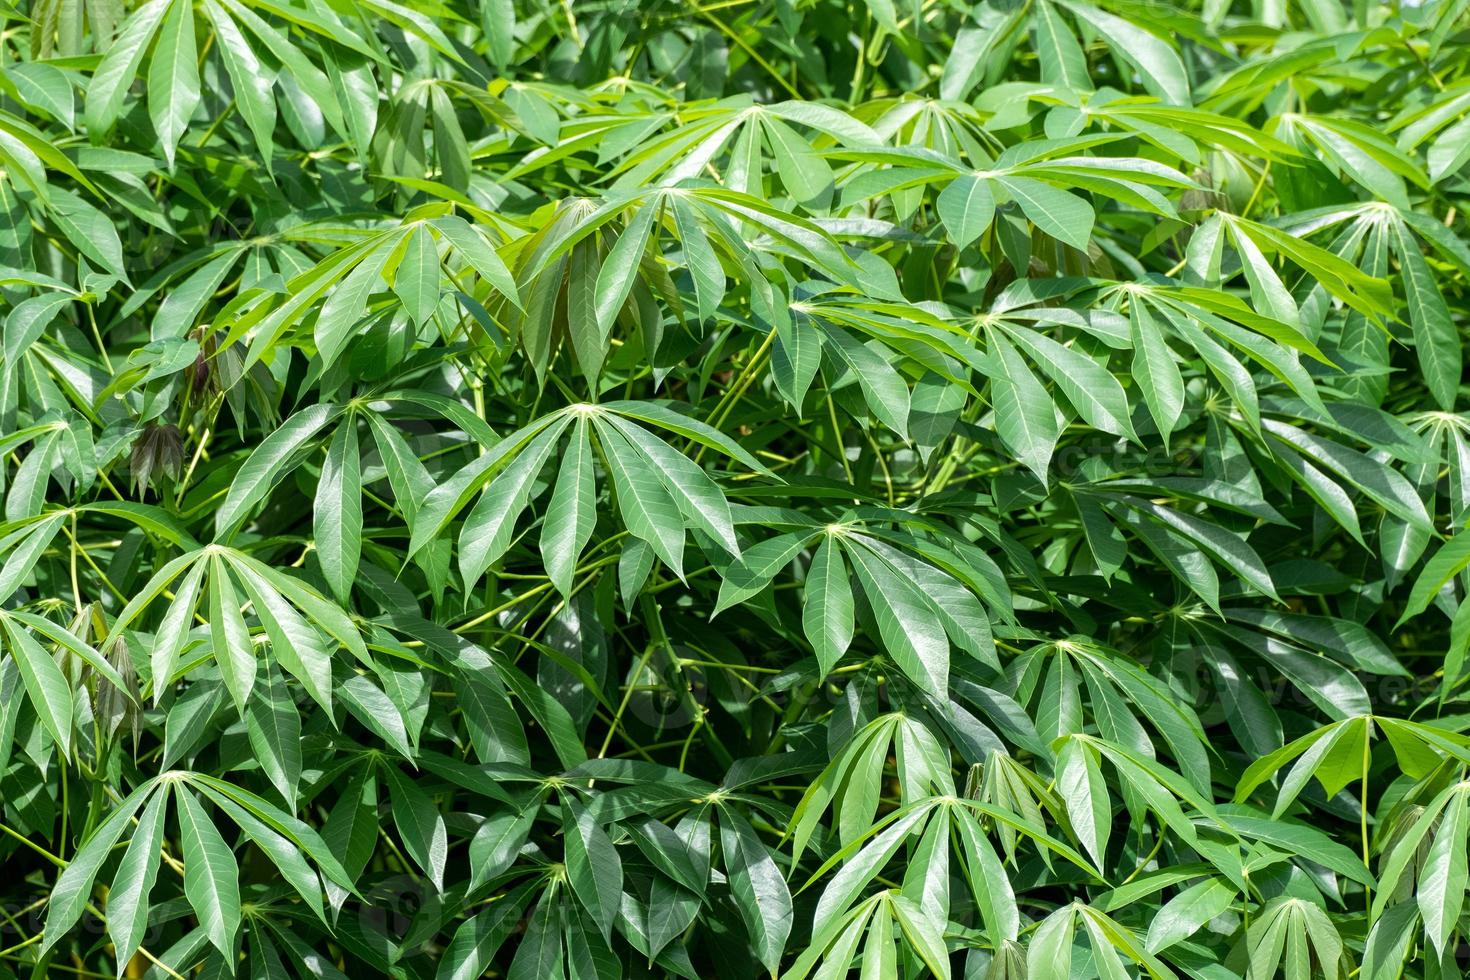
48,768,354,965
600,99,878,201
715,518,1000,695
789,713,953,864
104,545,367,714
1246,898,1346,980
419,403,753,589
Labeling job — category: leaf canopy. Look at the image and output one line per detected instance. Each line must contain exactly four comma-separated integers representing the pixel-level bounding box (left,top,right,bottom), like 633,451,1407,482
3,0,1470,977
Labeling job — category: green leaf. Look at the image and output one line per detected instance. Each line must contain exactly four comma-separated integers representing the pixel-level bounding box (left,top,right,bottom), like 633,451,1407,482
149,557,206,705
508,896,563,980
988,329,1061,483
208,555,256,715
315,243,393,370
2,616,73,756
889,894,950,980
147,0,200,166
1057,0,1191,104
720,809,792,975
845,543,949,697
48,190,128,281
1418,789,1468,955
84,0,171,135
604,414,738,555
458,416,569,588
954,807,1019,943
1128,300,1184,443
468,808,538,891
818,323,911,439
567,239,603,382
1000,325,1136,441
714,531,814,614
563,799,623,942
437,887,533,980
601,400,772,475
763,116,833,207
672,196,725,321
395,223,441,326
432,215,521,308
1057,737,1111,869
216,405,338,540
0,514,65,604
107,783,170,970
996,176,1094,250
594,419,687,578
594,202,657,335
43,782,156,950
804,535,855,675
315,420,364,603
1145,877,1234,952
244,667,302,810
204,0,276,166
1392,216,1460,410
540,416,597,596
1034,0,1091,91
1401,529,1470,622
231,561,334,712
176,787,243,959
386,766,448,889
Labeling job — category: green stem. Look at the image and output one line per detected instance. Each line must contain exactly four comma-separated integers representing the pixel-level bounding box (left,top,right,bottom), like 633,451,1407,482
0,823,65,867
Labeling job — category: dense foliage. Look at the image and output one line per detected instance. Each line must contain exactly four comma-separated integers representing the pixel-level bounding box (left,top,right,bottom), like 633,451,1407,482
4,0,1470,976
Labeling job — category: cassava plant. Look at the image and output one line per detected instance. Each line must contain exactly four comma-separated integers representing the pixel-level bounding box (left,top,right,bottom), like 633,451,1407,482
3,0,1470,976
